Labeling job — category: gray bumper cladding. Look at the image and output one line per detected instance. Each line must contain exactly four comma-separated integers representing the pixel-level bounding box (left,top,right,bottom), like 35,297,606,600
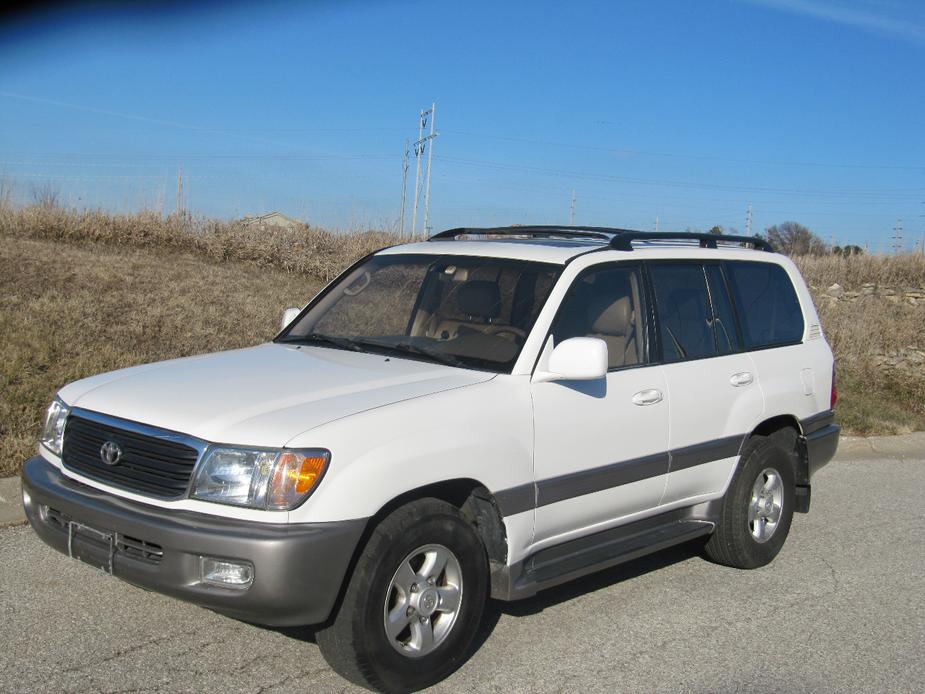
806,424,840,479
20,456,367,627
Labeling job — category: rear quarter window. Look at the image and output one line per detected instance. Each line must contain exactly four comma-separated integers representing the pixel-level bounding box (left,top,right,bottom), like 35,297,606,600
725,261,804,349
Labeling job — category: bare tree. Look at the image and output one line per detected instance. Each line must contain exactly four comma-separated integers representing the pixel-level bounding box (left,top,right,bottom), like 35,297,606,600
30,181,59,209
765,221,828,256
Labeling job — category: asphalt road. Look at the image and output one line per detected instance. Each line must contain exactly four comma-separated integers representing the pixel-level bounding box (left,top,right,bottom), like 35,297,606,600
1,451,923,694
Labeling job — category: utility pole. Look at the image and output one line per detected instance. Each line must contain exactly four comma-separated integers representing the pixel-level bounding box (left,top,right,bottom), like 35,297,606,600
411,110,424,237
745,203,753,236
176,167,183,217
399,139,410,237
569,190,576,225
422,102,437,237
893,219,903,254
410,103,438,238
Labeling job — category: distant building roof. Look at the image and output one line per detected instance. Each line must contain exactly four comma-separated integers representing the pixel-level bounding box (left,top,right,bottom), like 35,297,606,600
242,211,303,230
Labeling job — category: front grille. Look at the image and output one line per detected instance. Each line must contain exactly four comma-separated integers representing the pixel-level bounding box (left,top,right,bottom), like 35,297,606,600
62,413,201,499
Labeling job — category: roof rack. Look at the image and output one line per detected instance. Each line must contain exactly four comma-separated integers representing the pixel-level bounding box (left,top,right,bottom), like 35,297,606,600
608,231,774,252
429,225,631,242
427,225,774,253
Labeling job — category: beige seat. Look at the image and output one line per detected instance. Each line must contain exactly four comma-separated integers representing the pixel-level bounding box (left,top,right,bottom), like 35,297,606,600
588,295,639,368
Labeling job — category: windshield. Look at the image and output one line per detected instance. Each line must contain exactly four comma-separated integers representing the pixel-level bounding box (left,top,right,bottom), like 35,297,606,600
277,254,562,372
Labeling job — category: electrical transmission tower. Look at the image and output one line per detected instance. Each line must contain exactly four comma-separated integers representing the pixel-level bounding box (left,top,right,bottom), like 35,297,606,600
410,102,438,238
569,190,576,225
746,203,752,236
893,219,903,254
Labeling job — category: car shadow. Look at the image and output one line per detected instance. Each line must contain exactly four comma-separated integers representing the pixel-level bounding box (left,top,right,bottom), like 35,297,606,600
267,538,706,660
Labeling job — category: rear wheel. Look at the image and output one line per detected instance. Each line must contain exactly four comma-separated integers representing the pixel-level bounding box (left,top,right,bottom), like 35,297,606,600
316,498,488,693
705,435,795,569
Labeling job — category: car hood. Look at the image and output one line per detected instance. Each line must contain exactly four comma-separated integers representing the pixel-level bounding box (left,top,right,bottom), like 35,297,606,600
58,343,494,447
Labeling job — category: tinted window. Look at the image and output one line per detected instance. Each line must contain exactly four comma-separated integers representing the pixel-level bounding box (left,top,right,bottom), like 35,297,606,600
551,265,645,369
725,261,804,349
649,264,716,363
704,265,740,354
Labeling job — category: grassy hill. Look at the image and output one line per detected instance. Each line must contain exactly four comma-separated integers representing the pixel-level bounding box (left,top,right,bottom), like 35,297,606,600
1,206,922,476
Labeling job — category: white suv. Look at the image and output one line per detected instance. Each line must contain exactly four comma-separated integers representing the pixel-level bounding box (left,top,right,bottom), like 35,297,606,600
22,227,839,693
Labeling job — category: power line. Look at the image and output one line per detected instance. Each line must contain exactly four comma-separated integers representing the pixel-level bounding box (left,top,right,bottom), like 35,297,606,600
433,155,922,200
438,128,925,171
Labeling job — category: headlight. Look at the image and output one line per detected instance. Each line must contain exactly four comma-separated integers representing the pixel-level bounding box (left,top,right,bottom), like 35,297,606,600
41,398,70,456
191,447,329,511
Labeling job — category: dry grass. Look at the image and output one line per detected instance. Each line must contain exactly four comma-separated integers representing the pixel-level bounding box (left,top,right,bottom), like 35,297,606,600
0,205,402,283
794,253,925,290
794,254,925,435
0,235,320,477
0,207,922,475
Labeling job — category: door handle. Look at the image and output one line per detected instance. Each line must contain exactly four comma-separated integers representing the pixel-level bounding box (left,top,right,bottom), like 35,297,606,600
730,371,754,387
632,389,663,406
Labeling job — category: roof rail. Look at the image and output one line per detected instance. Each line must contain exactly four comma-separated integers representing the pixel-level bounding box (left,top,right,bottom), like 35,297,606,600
427,225,774,253
609,231,774,253
429,225,633,242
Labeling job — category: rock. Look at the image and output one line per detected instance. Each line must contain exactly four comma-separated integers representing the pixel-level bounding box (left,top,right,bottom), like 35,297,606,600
826,283,845,298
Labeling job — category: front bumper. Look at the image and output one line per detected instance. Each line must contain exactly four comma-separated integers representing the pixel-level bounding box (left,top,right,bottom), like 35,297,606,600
21,456,367,626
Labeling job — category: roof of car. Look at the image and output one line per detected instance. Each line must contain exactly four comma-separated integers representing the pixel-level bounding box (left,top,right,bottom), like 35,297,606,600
377,226,777,265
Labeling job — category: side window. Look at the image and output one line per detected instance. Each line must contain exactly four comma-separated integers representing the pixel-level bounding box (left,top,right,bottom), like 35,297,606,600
725,261,804,349
648,263,716,363
551,265,646,369
704,265,741,354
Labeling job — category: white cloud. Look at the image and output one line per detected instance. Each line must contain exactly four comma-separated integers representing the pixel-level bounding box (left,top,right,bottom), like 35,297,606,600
743,0,925,43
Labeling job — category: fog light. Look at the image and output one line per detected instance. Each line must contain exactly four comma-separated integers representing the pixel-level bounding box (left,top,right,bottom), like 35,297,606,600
200,557,254,589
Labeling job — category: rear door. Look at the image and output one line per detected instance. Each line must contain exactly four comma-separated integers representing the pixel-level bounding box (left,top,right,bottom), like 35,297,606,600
531,263,670,544
647,261,765,506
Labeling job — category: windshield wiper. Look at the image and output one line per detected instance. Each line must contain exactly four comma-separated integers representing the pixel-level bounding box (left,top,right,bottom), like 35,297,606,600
279,333,364,352
354,339,468,369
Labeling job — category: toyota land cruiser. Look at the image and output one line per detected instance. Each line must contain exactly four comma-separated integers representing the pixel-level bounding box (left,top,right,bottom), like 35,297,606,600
21,226,839,692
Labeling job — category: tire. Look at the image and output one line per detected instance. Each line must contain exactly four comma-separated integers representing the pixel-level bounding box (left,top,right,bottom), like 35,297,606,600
704,434,796,569
316,498,489,693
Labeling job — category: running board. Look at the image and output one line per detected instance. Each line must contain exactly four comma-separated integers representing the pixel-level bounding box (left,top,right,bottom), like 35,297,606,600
491,510,714,601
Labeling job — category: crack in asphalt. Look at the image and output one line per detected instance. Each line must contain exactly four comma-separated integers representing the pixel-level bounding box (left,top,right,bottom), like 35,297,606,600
61,630,199,675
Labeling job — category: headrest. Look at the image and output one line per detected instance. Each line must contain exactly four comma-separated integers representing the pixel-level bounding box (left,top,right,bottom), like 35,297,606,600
591,296,633,336
456,281,502,320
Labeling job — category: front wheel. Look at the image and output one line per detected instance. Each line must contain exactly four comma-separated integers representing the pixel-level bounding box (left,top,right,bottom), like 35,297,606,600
316,498,488,693
704,435,796,569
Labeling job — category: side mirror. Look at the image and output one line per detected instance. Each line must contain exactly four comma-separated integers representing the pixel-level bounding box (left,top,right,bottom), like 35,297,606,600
281,307,301,330
533,337,608,383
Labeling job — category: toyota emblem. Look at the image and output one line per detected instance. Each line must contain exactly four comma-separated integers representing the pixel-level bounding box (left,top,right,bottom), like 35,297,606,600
100,440,123,466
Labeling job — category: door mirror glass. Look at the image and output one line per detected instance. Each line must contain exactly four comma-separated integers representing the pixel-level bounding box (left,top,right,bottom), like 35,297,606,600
281,307,301,330
534,337,608,383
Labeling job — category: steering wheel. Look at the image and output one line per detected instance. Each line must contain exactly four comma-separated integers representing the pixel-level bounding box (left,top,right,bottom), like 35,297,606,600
484,325,527,341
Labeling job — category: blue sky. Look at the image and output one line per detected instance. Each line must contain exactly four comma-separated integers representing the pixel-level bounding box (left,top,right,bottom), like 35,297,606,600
1,0,923,251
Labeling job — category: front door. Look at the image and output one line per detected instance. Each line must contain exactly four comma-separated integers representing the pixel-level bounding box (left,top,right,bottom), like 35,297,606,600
531,263,670,545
